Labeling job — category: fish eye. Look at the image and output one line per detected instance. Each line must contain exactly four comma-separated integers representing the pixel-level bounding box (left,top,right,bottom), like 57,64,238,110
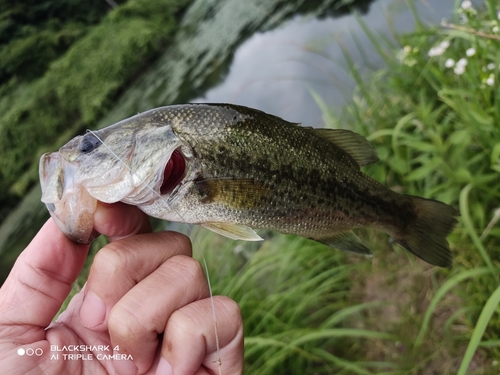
80,134,101,153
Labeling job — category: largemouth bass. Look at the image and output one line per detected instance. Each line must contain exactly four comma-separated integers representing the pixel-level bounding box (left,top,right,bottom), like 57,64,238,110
39,104,458,267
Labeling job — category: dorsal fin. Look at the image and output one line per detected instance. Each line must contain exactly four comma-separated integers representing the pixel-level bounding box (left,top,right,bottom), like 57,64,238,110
308,128,379,166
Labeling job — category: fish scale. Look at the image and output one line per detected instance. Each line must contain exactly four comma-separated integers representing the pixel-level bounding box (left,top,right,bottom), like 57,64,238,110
39,103,458,267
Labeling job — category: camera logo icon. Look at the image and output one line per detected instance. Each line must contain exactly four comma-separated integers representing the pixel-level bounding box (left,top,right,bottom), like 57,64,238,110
17,348,43,356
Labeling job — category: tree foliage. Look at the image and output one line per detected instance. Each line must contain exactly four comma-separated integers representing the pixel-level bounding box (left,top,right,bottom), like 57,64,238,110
0,0,124,84
0,0,192,221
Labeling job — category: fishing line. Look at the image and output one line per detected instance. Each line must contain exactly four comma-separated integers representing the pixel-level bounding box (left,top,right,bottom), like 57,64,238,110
86,129,224,374
202,253,222,375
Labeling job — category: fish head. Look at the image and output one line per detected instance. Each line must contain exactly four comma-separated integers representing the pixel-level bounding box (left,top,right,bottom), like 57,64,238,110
39,113,186,243
39,151,98,243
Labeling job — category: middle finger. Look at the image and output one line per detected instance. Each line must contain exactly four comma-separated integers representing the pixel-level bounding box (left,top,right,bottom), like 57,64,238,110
109,254,210,374
79,231,193,330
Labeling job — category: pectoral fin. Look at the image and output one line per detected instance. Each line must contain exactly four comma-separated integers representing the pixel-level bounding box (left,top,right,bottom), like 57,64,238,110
314,231,373,256
195,178,270,209
201,222,263,241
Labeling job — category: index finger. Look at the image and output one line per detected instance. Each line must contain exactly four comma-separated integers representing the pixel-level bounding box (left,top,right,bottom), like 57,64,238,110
0,202,150,341
94,202,152,241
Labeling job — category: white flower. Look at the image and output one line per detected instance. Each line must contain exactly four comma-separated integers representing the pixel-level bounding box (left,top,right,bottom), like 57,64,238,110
428,40,450,57
493,26,499,33
466,47,476,56
445,58,455,68
404,45,412,54
486,75,495,86
428,46,445,57
440,40,450,49
457,58,468,67
461,0,472,9
497,10,500,19
454,65,465,75
488,62,496,70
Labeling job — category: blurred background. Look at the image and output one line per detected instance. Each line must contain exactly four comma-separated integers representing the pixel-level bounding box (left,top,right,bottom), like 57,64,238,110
1,0,499,374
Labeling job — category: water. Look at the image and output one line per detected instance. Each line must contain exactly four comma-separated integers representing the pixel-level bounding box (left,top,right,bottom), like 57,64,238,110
194,0,456,126
95,0,377,127
0,0,459,282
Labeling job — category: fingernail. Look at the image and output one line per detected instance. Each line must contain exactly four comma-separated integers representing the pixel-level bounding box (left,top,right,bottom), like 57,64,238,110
80,290,106,328
156,357,173,375
113,356,137,375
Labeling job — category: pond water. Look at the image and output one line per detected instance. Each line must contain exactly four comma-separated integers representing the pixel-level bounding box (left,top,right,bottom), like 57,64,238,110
192,0,455,126
0,0,459,283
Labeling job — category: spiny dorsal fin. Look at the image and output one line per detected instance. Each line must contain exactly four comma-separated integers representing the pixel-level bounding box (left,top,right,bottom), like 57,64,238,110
201,222,263,241
195,178,271,209
310,128,379,166
313,231,373,256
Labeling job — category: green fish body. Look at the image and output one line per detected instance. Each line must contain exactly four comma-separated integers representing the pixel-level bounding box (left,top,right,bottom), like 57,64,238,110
39,104,458,267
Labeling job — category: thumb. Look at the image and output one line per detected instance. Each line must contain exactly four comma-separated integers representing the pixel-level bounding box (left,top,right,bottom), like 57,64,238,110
0,218,89,342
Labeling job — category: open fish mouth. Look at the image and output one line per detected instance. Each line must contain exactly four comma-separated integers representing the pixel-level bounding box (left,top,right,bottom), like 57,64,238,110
40,152,99,243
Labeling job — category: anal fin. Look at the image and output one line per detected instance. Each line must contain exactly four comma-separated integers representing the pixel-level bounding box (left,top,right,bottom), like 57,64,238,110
201,222,263,241
314,231,373,256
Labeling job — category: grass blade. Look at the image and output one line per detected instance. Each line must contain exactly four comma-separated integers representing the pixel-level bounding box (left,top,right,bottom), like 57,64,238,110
414,267,490,349
459,184,496,275
457,284,500,375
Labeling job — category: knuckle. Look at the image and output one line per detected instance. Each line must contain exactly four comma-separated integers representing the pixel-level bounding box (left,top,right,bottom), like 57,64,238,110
164,232,192,257
108,304,143,340
169,255,205,286
170,309,195,333
92,242,129,275
216,296,243,325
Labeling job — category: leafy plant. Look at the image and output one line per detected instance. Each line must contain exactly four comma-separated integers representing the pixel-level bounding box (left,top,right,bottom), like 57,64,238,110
315,0,500,373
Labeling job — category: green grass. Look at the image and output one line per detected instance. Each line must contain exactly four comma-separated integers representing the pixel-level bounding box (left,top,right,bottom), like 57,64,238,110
192,230,398,374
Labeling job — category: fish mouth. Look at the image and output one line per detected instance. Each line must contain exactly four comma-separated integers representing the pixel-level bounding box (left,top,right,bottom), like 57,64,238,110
39,144,185,244
160,149,186,195
40,152,99,244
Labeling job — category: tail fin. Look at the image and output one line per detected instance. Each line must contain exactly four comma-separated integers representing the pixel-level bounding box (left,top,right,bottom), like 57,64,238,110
395,197,459,268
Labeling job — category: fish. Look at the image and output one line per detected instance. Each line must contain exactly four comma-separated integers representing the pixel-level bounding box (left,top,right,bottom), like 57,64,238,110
39,103,458,267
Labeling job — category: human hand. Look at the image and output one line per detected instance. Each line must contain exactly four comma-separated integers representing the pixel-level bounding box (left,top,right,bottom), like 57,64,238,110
0,203,244,374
